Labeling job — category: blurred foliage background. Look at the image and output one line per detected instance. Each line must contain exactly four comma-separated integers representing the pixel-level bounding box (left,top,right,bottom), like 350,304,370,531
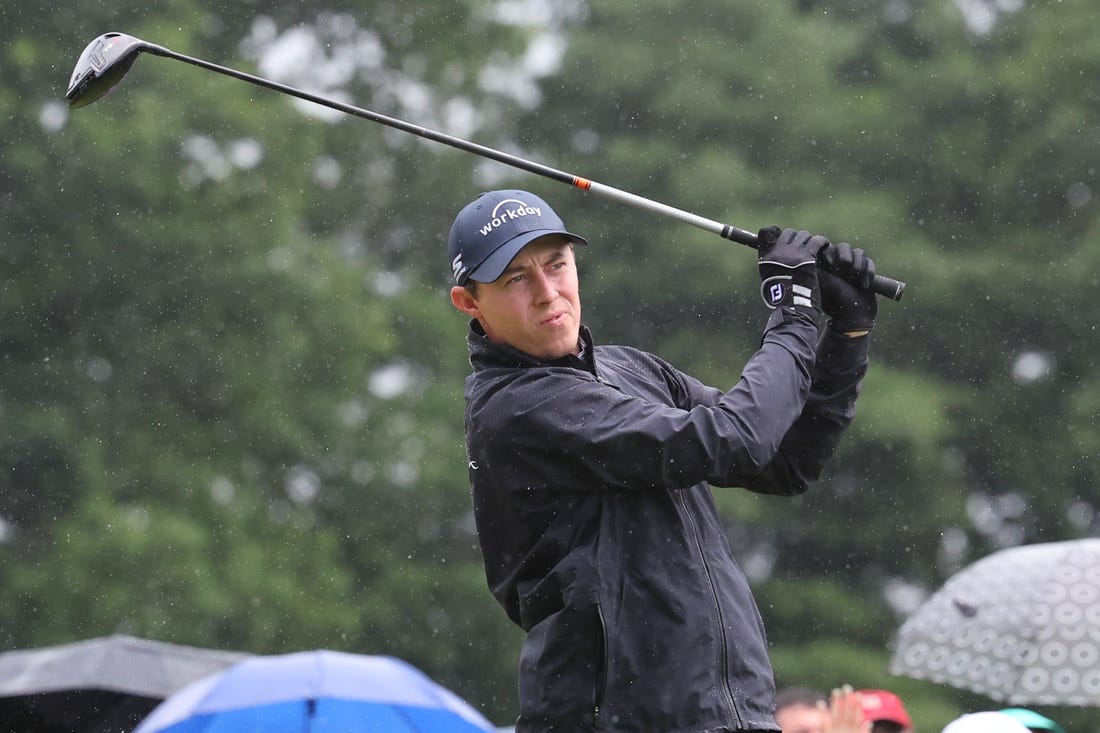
3,0,1099,730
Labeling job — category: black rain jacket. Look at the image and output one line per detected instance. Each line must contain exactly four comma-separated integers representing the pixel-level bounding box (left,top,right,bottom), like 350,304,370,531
462,306,870,733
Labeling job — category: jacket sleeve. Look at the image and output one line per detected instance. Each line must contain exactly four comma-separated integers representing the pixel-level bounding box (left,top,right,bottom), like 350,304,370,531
478,307,822,494
739,325,871,496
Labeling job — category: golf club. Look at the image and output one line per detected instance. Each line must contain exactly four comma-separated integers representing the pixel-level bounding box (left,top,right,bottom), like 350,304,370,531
67,32,905,300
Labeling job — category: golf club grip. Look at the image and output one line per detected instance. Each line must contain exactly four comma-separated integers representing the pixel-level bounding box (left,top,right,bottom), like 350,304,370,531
723,227,905,301
868,273,906,301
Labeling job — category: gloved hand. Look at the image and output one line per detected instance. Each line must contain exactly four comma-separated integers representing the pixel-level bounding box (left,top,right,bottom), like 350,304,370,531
819,241,877,333
757,226,829,315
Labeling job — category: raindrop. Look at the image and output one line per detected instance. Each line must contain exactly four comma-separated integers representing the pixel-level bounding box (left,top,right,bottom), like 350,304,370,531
389,460,418,486
267,246,294,271
39,101,68,133
312,155,343,189
369,363,415,399
86,357,113,382
882,0,910,26
338,399,368,427
1066,501,1094,531
883,578,927,615
1011,350,1053,384
572,129,599,153
1066,182,1092,208
426,608,451,633
350,460,376,485
210,476,235,504
125,507,150,531
228,138,265,170
372,271,405,297
418,516,442,542
993,492,1026,519
940,527,970,564
740,543,776,583
286,465,322,504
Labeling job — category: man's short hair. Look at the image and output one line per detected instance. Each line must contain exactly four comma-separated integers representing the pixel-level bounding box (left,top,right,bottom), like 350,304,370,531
774,686,826,711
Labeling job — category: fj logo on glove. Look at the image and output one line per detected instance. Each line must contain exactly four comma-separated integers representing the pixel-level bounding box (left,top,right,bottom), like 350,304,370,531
762,276,791,308
761,276,814,309
768,280,787,305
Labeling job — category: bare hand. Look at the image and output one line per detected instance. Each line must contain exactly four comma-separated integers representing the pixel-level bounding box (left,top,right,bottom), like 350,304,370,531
821,686,871,733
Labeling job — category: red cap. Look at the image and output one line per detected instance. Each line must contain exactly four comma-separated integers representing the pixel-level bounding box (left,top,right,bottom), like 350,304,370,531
858,690,912,729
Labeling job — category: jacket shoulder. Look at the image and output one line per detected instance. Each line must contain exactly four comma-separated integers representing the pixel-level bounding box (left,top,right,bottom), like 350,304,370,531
595,344,688,392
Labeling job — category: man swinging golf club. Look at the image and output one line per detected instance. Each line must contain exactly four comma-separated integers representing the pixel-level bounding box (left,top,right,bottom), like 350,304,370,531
448,189,878,732
63,30,890,732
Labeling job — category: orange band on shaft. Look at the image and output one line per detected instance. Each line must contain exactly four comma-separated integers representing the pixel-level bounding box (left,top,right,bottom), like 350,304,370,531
572,177,592,190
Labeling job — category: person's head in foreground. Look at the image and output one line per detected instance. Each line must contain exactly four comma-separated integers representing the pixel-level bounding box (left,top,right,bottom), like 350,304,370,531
447,189,588,360
941,712,1034,733
858,689,914,733
996,709,1066,733
774,687,827,733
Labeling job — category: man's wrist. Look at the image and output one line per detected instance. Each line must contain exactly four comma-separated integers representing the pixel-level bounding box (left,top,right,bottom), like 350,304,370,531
828,317,873,336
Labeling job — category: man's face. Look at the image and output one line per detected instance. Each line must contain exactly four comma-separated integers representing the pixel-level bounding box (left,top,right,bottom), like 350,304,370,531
775,703,825,733
450,235,582,360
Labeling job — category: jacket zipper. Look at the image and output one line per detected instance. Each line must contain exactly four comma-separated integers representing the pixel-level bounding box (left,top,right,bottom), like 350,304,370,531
593,596,609,727
675,490,743,729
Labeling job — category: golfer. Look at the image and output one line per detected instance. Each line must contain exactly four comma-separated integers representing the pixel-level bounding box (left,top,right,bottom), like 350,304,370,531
447,189,877,732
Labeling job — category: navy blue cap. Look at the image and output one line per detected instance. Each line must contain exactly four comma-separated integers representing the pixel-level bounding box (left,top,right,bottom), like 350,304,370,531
447,190,587,285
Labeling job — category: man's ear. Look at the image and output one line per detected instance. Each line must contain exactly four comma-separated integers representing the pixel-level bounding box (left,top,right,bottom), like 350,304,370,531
450,285,480,318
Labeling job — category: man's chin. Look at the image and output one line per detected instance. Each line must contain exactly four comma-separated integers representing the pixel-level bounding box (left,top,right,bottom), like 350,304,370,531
533,335,580,360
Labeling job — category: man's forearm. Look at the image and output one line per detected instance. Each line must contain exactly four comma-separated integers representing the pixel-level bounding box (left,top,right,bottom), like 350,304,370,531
774,328,871,482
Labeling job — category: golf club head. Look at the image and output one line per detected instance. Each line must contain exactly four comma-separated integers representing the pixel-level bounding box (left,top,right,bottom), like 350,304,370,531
66,33,152,109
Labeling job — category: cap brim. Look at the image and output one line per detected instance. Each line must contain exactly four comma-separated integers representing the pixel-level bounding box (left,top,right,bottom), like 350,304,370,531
466,229,588,284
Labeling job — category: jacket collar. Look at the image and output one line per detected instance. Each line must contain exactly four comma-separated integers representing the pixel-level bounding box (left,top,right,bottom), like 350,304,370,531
466,319,597,375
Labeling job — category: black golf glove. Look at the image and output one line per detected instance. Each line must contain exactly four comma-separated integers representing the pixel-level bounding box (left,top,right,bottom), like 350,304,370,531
819,242,877,333
757,226,828,315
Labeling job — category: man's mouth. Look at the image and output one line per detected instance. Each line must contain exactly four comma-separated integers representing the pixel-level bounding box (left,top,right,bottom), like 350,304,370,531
540,312,566,327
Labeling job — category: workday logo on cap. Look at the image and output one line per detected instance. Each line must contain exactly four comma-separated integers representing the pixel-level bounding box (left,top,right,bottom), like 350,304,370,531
447,190,587,285
477,197,545,238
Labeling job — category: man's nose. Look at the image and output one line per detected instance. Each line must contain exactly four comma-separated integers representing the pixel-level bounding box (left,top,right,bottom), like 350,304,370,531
531,270,557,301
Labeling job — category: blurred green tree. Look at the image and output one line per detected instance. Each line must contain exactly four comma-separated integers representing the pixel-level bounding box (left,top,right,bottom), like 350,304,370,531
3,0,1099,730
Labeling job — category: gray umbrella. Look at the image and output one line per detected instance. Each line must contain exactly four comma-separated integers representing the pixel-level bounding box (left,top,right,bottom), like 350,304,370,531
889,538,1100,706
0,634,250,733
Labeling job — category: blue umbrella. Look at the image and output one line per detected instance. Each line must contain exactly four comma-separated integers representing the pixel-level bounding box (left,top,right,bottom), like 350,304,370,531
132,650,498,732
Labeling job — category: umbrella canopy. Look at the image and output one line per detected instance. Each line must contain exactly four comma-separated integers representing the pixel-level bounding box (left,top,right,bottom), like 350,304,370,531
889,538,1100,706
0,634,250,733
133,650,498,732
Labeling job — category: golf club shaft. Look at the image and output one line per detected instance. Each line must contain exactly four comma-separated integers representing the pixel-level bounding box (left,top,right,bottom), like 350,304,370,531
134,43,907,300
